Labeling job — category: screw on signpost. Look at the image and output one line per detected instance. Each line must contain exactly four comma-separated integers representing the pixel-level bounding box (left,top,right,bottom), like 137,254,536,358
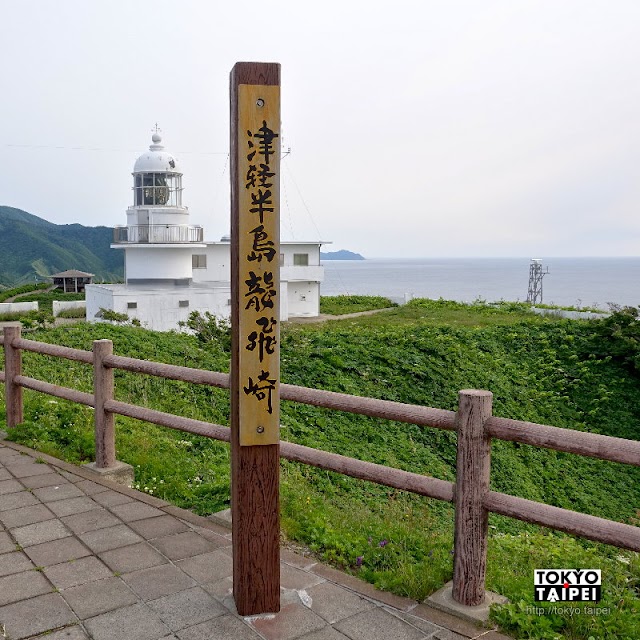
230,61,282,617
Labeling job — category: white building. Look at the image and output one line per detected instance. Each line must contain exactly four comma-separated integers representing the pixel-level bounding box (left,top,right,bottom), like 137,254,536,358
85,133,326,331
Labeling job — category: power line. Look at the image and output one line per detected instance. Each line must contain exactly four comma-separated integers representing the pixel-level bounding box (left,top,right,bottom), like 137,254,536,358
3,143,228,155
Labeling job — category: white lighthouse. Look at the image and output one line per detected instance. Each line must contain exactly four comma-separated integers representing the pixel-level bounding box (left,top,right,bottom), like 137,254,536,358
85,130,327,331
114,131,204,284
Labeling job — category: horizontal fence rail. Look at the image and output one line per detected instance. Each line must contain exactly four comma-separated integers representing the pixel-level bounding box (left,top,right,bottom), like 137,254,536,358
2,326,640,609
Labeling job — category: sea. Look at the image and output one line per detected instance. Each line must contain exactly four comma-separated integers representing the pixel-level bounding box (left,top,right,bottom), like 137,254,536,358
320,257,640,310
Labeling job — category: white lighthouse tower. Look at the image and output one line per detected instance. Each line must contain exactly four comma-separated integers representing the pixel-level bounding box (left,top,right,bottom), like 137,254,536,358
113,130,204,284
85,129,327,330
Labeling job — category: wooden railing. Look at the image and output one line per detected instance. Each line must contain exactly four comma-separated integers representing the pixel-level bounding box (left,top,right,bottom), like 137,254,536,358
1,325,639,607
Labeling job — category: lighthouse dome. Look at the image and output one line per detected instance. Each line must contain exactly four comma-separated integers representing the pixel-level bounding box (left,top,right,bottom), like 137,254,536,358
133,132,181,174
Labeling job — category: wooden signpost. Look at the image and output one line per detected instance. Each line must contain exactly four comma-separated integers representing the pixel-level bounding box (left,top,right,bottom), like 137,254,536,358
230,61,281,616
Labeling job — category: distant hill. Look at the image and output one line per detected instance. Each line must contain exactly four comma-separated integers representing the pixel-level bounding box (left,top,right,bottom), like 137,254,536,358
0,206,124,287
320,250,365,261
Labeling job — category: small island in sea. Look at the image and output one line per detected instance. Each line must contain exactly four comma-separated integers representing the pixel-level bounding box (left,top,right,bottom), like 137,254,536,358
320,250,365,260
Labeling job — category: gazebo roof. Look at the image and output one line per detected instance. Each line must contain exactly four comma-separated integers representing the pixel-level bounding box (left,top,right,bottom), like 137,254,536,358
51,270,94,278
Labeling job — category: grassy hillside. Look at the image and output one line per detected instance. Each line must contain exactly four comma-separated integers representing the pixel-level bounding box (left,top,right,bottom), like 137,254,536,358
1,299,639,639
0,205,123,286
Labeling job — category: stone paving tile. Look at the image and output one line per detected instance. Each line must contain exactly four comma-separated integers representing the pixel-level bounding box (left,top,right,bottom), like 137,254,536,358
0,468,12,481
48,496,100,517
0,531,16,553
201,575,233,601
84,602,171,640
304,582,377,624
0,479,25,495
5,462,55,478
75,478,110,495
20,472,70,489
176,549,234,583
430,630,468,640
11,518,70,547
24,536,92,567
177,614,263,640
148,586,226,632
334,607,428,640
108,501,165,522
61,575,139,619
61,508,121,534
382,607,442,636
0,550,34,577
0,503,55,529
33,483,85,503
78,523,143,553
0,569,52,606
311,562,417,612
150,531,218,561
248,603,327,640
281,549,318,571
0,592,77,639
0,490,39,512
122,563,197,601
409,604,483,638
31,625,90,639
99,541,168,574
188,524,233,546
129,514,190,539
91,488,135,507
297,628,350,640
281,563,326,591
58,470,85,483
0,451,25,464
44,555,113,589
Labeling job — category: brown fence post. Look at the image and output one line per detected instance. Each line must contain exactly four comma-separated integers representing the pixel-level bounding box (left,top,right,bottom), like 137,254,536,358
93,339,116,468
453,389,493,606
4,326,24,428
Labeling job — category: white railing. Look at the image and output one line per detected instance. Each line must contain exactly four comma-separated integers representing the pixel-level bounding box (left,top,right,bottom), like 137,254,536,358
113,225,204,244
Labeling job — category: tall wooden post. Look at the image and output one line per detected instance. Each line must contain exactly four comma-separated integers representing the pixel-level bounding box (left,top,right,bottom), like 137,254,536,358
93,339,116,469
4,326,24,428
453,389,493,606
230,61,281,616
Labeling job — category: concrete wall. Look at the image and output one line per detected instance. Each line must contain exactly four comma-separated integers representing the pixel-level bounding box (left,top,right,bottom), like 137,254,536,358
126,247,195,281
287,282,320,317
52,300,86,317
86,284,232,332
0,302,38,314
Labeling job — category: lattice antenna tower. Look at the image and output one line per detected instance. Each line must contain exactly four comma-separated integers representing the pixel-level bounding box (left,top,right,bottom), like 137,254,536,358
526,259,549,304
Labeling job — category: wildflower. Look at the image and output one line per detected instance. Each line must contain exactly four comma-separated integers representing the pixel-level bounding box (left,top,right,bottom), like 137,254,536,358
378,539,388,548
306,496,311,505
428,550,433,558
367,537,372,545
356,556,364,567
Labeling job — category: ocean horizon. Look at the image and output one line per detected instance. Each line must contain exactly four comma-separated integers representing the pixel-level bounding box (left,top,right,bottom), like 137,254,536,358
320,257,640,310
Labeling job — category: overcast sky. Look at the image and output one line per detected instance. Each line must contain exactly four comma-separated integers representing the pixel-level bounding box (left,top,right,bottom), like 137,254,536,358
2,0,639,257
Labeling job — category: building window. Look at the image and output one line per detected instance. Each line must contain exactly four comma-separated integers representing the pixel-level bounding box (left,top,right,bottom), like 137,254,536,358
280,253,285,266
179,300,189,308
293,253,309,266
192,254,207,269
127,302,137,309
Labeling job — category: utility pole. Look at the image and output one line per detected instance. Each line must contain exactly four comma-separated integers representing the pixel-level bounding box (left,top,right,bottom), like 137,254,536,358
526,259,549,304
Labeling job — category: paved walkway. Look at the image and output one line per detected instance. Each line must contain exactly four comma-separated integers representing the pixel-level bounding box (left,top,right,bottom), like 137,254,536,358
0,440,510,640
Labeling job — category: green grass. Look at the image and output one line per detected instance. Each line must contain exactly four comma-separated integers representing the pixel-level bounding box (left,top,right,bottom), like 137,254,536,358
0,282,50,303
319,295,397,315
16,291,85,313
1,301,639,639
